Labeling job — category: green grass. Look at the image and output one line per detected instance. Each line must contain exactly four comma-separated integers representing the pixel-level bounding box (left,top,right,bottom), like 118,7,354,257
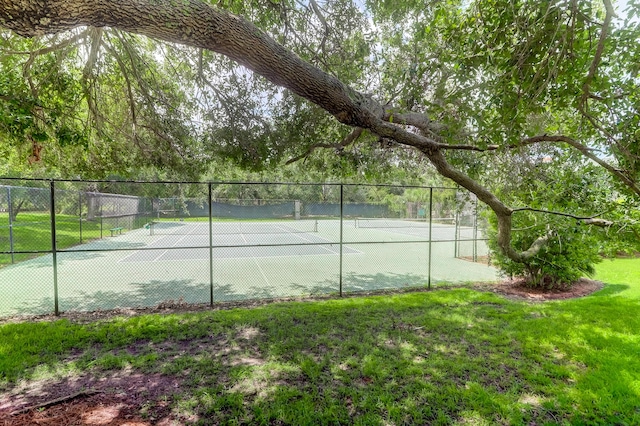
595,257,640,299
0,212,140,266
1,259,639,424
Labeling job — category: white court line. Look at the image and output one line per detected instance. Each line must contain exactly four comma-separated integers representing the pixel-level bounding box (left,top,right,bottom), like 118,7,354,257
118,233,176,263
120,248,364,263
118,223,203,263
152,225,201,262
241,233,271,286
272,224,340,255
120,222,356,263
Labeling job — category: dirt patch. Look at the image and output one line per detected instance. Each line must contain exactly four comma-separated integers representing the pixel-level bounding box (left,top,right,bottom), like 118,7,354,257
479,278,604,301
1,372,184,425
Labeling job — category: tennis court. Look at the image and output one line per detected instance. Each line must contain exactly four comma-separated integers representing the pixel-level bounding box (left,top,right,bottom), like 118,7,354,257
0,217,497,316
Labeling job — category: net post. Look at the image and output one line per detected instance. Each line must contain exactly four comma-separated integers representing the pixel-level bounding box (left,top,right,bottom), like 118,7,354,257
427,187,433,290
339,184,344,297
209,182,214,307
7,186,14,264
50,181,59,316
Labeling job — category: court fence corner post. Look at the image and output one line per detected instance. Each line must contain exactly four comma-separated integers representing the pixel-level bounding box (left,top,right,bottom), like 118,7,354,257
78,191,83,244
209,182,214,307
473,196,479,263
427,187,433,290
339,184,343,297
454,209,459,258
50,180,59,316
7,185,14,264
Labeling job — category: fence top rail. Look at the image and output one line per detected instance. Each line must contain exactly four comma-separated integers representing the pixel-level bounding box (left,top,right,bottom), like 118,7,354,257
0,177,458,190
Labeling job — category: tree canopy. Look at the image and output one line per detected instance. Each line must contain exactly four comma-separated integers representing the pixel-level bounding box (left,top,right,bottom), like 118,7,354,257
0,0,639,285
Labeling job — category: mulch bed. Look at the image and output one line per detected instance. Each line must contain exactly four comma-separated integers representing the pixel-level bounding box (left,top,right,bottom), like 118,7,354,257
480,278,604,301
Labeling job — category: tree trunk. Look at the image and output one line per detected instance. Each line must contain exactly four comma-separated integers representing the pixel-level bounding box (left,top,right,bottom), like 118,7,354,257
9,198,25,222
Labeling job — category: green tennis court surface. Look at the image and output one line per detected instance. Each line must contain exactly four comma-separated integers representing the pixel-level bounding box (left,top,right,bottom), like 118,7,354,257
0,220,498,316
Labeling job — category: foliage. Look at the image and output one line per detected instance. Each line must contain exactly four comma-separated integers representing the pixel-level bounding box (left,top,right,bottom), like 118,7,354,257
487,213,602,288
482,144,638,286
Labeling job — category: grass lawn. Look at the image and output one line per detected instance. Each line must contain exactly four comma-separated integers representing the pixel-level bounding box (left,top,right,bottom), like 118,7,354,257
0,259,639,424
0,212,139,267
1,212,101,248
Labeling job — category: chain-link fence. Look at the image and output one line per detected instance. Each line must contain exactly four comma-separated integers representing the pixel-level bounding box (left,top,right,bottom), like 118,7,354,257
0,178,495,317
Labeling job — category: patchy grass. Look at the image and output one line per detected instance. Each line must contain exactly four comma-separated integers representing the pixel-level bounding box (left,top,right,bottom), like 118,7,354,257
0,213,105,266
1,260,639,424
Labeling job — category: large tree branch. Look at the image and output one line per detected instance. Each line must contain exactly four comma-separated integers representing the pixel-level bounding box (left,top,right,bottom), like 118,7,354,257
381,108,445,133
577,0,617,143
579,0,614,109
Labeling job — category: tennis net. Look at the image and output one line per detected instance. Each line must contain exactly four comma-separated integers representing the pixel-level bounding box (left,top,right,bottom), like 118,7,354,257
147,219,318,236
355,217,432,229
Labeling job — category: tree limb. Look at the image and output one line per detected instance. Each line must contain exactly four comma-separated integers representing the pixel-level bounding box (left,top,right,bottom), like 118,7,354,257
512,206,614,227
286,127,364,164
382,108,445,133
439,134,640,198
308,0,329,54
577,0,616,142
10,389,101,416
82,27,103,79
579,0,614,109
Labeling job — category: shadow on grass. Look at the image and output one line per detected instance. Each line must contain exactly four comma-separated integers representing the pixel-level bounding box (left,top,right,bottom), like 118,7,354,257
2,286,639,424
591,282,629,297
1,271,432,317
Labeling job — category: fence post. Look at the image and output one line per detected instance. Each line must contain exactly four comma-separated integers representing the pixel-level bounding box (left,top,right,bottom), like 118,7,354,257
78,191,83,244
454,205,459,258
473,196,479,263
339,184,344,297
7,186,14,264
50,181,59,315
428,187,433,290
209,182,214,307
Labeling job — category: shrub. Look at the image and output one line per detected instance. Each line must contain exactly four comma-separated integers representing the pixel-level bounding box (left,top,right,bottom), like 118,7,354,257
487,213,601,288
